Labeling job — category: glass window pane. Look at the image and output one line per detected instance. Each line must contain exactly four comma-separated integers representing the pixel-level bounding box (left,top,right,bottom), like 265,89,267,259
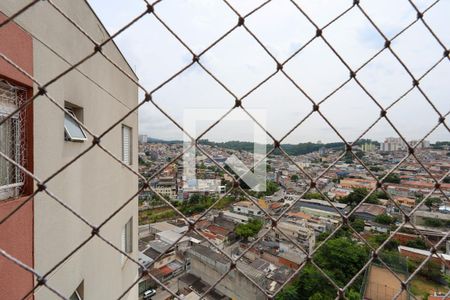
69,292,81,300
64,112,86,140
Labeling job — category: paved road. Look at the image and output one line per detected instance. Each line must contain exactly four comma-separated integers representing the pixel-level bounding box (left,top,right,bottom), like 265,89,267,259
151,276,180,300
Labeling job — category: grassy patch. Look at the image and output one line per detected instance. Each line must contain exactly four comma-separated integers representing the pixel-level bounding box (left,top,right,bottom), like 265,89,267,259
139,207,177,224
409,275,448,298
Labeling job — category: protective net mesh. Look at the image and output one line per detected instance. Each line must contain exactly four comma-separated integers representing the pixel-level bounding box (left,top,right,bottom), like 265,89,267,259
0,0,449,299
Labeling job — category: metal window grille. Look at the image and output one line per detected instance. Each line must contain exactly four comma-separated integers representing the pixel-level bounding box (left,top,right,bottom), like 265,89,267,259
0,0,449,300
0,79,26,200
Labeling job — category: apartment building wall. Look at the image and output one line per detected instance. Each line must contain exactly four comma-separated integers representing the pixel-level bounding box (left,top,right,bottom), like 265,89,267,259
232,202,263,217
0,12,34,300
0,1,139,299
189,253,265,300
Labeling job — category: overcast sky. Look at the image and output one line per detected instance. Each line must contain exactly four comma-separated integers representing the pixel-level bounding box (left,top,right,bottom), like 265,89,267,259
88,0,449,144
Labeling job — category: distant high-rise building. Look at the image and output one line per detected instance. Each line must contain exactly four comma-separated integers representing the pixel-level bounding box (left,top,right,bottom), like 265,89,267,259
381,137,406,152
409,140,430,149
138,134,148,144
319,147,326,156
361,143,376,152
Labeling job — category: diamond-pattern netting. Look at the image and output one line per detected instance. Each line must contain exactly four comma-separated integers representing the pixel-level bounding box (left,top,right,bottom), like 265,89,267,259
0,0,449,299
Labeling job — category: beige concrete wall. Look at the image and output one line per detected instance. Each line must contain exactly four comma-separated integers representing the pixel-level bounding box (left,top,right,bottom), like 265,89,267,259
190,258,265,300
0,1,139,299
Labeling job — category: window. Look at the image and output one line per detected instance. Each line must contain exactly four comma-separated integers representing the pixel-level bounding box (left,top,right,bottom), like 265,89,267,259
69,281,84,300
0,80,25,200
122,125,132,165
64,106,87,142
69,291,81,300
122,217,133,258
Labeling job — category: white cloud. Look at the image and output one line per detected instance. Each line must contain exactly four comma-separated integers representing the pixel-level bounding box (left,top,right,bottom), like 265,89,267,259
89,0,450,143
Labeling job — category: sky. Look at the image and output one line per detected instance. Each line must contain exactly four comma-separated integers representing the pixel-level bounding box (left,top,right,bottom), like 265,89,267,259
87,0,449,144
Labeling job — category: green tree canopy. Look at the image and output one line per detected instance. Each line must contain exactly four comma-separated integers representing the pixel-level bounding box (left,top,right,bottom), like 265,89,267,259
314,237,369,285
406,238,428,250
303,192,325,200
374,213,396,225
351,218,365,232
265,181,280,196
235,219,263,240
340,188,379,206
424,197,442,211
276,237,367,300
383,173,401,184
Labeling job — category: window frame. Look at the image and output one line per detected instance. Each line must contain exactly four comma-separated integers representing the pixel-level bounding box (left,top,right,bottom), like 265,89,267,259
69,291,82,300
0,80,27,200
121,124,132,165
69,280,84,300
64,108,87,142
121,217,133,263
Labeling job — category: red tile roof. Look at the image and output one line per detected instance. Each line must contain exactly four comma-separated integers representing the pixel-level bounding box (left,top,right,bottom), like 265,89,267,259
159,265,173,276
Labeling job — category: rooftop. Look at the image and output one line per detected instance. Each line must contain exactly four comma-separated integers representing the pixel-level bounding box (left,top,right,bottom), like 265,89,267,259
355,203,386,216
189,244,230,265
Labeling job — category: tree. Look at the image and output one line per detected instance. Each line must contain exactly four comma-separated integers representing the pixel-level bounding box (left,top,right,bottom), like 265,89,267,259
189,194,200,204
291,174,299,182
423,217,444,228
303,192,325,200
277,237,368,300
370,165,382,172
283,265,335,300
424,197,442,211
374,214,395,225
314,237,368,286
265,181,280,196
351,218,365,232
374,190,388,200
235,219,263,240
444,176,450,184
406,238,428,250
383,173,401,184
274,284,298,300
347,289,361,300
340,188,379,206
316,231,330,242
309,292,328,300
415,194,424,205
368,233,399,250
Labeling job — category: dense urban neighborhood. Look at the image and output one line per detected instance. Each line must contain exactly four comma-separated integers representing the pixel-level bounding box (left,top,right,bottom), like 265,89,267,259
137,137,450,300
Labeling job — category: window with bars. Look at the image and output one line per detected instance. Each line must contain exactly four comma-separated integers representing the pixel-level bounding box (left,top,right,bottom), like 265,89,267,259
0,80,25,201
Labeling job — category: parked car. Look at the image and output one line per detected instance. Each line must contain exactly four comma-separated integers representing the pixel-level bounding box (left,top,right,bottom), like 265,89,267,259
143,289,156,299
